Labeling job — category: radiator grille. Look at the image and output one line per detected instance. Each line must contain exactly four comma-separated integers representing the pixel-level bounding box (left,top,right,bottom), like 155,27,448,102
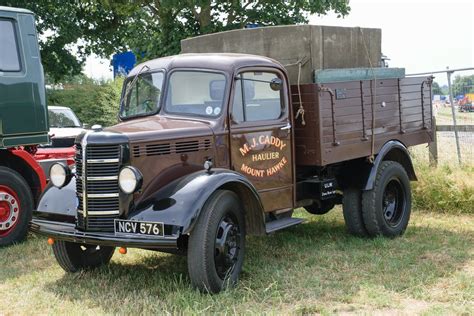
76,144,121,232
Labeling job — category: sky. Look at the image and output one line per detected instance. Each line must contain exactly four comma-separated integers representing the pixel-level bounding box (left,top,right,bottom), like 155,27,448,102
84,0,474,85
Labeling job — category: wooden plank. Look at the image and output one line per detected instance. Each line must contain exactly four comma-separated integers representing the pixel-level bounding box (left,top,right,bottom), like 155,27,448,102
317,100,432,119
317,84,428,101
321,107,431,128
318,94,430,111
429,117,438,166
436,125,474,132
321,120,432,144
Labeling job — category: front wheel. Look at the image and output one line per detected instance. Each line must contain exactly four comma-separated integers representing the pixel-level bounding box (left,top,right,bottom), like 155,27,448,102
187,190,246,293
52,240,115,272
362,161,411,237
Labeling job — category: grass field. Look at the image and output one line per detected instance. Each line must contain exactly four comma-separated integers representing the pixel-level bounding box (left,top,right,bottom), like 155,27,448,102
1,208,472,315
434,106,473,125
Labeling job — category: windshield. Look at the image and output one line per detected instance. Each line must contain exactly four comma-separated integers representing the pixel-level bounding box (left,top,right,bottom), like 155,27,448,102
165,71,226,117
49,108,81,128
120,71,164,118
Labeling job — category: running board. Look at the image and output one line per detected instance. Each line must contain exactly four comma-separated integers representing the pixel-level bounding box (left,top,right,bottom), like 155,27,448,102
265,217,304,234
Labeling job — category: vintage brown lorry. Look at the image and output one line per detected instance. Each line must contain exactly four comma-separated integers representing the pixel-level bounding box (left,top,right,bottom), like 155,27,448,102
31,53,433,293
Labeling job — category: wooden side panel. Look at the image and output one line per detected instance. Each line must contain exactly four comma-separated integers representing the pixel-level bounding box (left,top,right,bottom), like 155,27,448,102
291,76,434,166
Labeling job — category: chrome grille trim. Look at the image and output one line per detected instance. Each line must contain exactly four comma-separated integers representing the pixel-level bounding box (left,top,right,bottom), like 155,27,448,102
86,176,118,181
87,193,119,198
87,158,120,163
81,132,89,219
84,210,120,215
75,137,122,232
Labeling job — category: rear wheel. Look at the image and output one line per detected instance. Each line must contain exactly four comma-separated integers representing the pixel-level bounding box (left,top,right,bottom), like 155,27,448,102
362,161,411,237
0,167,33,247
52,240,115,272
342,188,368,237
187,190,245,293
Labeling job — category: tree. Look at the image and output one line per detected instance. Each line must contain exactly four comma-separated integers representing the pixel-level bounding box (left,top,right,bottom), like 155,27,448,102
452,74,474,96
116,0,351,63
47,77,124,126
0,0,132,82
432,81,443,95
1,0,350,82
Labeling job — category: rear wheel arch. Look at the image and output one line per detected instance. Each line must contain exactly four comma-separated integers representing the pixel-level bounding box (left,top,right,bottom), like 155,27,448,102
0,150,44,205
364,141,416,191
381,147,416,181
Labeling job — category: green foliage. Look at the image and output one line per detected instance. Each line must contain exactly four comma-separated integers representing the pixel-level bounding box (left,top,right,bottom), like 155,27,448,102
1,0,350,82
452,74,474,96
47,77,124,127
432,81,443,95
412,163,474,214
0,0,129,82
114,0,351,63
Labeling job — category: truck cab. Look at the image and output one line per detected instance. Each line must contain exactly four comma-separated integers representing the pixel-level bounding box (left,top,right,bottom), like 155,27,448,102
0,6,48,246
33,53,430,293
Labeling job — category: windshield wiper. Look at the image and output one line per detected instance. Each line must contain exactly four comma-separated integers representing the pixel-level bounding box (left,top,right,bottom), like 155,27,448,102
121,65,150,108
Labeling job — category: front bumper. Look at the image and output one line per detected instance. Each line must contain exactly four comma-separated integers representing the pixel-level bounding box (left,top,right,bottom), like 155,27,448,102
30,218,179,249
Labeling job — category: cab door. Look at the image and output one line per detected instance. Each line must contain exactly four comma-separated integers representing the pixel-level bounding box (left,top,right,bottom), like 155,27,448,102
229,68,294,213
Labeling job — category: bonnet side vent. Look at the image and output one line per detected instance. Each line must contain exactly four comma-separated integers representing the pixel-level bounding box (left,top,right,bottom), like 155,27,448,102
176,140,200,153
133,145,141,158
146,143,171,156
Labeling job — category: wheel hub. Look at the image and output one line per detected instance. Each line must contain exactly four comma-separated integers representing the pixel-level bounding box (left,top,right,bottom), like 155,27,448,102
382,179,404,227
0,188,20,232
214,215,240,279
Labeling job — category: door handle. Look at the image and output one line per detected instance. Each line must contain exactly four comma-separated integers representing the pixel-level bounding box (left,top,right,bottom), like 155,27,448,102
280,123,292,130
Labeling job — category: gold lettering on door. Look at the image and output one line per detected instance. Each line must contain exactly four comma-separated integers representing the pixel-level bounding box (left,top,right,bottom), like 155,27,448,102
238,136,288,177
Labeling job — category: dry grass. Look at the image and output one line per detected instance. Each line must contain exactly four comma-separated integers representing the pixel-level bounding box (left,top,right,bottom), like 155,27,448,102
411,163,474,214
0,210,472,315
434,105,473,125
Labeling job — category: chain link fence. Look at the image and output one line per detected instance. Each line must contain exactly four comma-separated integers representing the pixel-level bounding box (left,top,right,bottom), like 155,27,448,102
408,68,474,166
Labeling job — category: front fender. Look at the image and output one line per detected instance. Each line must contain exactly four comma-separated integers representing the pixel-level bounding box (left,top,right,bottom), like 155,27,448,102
35,177,77,223
129,168,264,234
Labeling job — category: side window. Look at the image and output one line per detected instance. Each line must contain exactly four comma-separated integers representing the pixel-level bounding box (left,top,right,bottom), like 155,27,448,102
0,19,21,72
232,71,283,122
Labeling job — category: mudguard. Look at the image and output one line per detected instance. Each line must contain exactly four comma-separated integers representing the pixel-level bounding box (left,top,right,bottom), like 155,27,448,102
129,168,265,234
34,168,265,235
364,140,417,191
35,178,77,223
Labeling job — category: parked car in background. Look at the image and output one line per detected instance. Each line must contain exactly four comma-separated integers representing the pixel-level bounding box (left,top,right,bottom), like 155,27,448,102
48,106,87,147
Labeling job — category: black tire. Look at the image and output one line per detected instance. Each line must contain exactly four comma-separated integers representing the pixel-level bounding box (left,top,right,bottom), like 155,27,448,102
342,188,368,237
0,167,34,247
304,200,335,215
52,240,115,272
362,161,411,237
187,190,246,293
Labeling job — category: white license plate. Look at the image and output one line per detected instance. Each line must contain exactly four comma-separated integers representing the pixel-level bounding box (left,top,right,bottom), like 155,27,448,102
114,219,164,237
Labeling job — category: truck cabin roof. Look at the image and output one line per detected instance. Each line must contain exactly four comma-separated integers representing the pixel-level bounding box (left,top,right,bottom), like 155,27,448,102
0,6,34,14
127,53,286,78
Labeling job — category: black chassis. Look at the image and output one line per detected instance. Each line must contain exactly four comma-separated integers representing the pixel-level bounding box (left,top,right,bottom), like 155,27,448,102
31,168,265,250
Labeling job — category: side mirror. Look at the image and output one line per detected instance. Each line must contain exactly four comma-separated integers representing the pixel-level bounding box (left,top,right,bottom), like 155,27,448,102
270,78,283,91
82,123,89,129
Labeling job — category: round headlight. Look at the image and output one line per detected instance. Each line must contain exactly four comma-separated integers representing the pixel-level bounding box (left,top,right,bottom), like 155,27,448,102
118,166,142,194
50,163,70,188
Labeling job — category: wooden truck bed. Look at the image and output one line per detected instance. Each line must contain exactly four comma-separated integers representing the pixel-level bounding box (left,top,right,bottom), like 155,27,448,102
291,76,434,166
